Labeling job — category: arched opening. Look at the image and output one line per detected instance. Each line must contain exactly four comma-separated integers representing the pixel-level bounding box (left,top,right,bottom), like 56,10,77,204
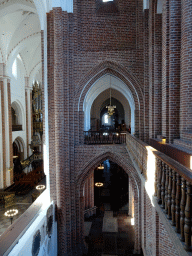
83,74,135,134
77,152,141,255
11,101,23,131
99,97,125,131
93,160,128,213
13,137,25,161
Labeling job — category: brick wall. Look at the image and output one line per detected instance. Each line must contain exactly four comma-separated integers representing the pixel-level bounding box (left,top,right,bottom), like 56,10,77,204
162,0,170,141
144,9,149,143
45,0,192,255
169,0,181,143
159,220,180,256
154,14,162,138
180,0,192,139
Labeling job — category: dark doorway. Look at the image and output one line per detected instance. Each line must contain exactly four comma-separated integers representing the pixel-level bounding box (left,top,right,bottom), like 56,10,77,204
94,160,128,213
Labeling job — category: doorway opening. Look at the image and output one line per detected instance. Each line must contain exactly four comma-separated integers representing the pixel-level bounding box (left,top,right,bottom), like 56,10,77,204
83,159,143,255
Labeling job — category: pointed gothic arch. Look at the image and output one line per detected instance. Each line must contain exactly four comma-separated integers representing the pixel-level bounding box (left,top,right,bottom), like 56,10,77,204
74,61,144,139
75,150,141,254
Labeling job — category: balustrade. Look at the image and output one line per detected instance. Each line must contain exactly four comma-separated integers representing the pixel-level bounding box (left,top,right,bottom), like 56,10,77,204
157,159,162,204
180,178,186,242
154,158,192,251
125,132,192,252
184,182,192,251
161,162,166,208
164,165,169,214
175,173,181,233
167,168,172,220
84,131,126,144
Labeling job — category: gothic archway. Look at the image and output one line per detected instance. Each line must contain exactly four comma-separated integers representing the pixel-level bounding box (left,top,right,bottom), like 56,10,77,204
75,151,141,254
74,61,144,140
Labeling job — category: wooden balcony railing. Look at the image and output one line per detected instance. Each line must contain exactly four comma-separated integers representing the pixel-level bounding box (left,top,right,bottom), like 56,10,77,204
126,132,192,252
154,154,192,251
84,131,126,144
12,125,22,131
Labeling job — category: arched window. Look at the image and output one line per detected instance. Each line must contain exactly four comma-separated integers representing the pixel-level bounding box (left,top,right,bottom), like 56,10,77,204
104,113,109,124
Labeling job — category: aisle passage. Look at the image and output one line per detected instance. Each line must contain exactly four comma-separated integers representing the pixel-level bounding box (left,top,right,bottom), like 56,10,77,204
84,203,142,256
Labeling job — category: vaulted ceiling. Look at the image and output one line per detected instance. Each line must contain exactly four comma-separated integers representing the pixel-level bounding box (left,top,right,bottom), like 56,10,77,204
0,0,41,80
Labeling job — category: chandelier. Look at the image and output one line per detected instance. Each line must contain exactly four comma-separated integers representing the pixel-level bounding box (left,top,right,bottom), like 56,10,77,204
97,164,104,170
106,75,116,116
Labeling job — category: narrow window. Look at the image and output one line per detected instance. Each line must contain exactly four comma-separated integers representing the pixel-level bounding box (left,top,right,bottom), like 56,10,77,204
104,114,109,124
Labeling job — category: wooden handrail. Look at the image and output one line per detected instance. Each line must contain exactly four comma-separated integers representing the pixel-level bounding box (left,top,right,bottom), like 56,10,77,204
126,132,192,251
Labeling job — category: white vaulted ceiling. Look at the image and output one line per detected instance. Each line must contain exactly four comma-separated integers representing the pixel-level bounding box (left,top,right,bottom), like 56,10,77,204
0,0,41,84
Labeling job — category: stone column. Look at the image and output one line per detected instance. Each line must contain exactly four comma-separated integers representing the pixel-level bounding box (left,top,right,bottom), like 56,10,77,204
0,63,13,187
25,77,32,157
180,0,192,139
169,0,181,143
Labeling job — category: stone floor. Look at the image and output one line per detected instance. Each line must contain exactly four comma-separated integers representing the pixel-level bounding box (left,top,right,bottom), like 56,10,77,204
0,177,46,236
84,203,143,256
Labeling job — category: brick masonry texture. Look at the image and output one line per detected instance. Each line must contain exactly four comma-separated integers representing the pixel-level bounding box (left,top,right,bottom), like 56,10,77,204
45,0,192,255
180,0,192,138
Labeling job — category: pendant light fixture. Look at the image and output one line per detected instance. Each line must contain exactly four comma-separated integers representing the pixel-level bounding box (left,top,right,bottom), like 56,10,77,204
106,75,116,116
97,164,104,170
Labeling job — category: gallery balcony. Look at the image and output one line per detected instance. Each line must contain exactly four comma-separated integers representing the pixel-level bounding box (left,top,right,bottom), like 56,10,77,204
84,131,126,145
12,125,22,131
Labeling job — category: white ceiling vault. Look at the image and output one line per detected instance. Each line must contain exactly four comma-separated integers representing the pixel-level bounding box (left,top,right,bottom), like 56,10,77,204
0,0,43,85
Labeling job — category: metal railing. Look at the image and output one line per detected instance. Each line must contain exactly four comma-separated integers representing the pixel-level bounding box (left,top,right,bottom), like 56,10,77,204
84,131,126,144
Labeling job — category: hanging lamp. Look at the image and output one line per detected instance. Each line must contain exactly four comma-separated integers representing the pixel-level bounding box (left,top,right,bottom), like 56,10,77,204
106,75,116,116
97,164,104,170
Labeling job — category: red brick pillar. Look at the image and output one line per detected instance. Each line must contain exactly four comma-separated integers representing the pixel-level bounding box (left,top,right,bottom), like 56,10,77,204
144,9,149,143
91,172,94,208
149,0,155,139
169,0,181,143
88,176,91,209
47,8,68,255
85,179,88,210
180,0,192,138
154,14,162,138
162,0,170,141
